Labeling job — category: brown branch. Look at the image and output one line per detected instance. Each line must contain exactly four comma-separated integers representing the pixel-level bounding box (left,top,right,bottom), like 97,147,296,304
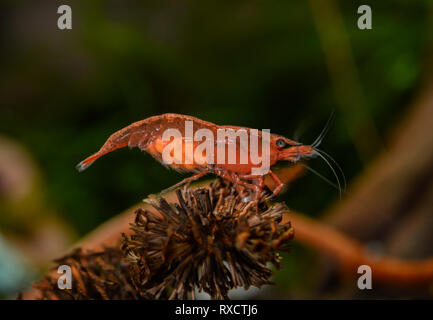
286,212,433,286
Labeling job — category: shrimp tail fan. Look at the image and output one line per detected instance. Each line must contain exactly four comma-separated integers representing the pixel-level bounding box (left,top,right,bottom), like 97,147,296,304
76,153,102,172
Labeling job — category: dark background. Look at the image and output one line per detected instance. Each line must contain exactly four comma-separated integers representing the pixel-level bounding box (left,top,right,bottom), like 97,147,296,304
0,0,432,299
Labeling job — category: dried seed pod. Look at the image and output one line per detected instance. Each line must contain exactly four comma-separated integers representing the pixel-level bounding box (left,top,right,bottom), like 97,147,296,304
122,179,294,299
33,248,154,300
32,179,294,300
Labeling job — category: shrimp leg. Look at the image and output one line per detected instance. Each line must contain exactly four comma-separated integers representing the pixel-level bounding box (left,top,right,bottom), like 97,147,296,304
239,170,284,197
161,169,210,194
237,173,266,202
268,170,285,196
214,169,262,200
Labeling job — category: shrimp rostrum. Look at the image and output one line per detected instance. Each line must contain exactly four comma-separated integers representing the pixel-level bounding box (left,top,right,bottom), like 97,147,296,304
77,113,323,202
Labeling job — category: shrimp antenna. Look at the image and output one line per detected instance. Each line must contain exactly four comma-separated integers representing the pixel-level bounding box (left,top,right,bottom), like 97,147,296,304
314,147,347,191
301,163,343,199
306,150,342,199
312,110,335,148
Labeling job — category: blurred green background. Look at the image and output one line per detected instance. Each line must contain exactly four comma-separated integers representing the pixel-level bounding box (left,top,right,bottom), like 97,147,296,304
0,0,432,298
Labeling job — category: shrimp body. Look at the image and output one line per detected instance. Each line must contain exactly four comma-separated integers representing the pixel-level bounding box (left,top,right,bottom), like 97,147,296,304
77,113,317,199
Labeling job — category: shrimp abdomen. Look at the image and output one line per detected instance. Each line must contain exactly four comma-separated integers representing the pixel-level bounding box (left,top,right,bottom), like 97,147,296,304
76,120,151,172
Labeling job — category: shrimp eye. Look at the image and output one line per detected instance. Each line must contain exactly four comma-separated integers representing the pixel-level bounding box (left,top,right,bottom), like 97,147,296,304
276,139,287,148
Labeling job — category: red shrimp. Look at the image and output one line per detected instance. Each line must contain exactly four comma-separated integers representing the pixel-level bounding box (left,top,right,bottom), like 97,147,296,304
76,113,319,201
